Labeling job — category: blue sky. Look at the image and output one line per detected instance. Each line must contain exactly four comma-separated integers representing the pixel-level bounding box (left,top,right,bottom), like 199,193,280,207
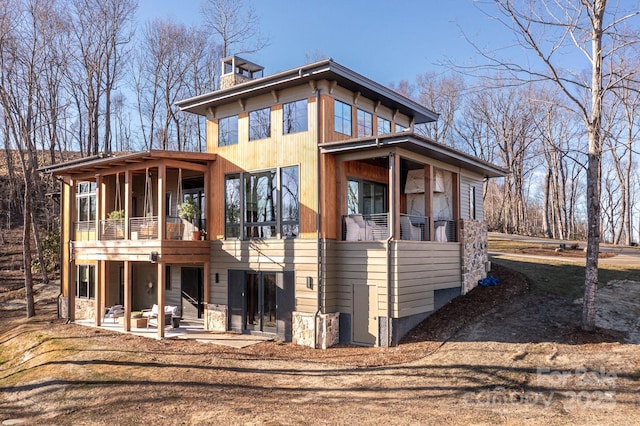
137,0,513,87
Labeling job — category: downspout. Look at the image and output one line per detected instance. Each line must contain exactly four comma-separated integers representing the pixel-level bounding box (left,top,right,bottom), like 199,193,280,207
386,153,395,347
314,87,322,349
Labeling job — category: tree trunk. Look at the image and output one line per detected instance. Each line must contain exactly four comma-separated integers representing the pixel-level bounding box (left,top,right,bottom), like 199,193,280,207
23,174,35,318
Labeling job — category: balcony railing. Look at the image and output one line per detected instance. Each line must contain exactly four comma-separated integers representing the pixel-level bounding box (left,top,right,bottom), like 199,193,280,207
130,216,158,240
342,213,448,242
434,220,458,242
400,214,429,241
75,221,97,241
342,213,389,241
100,218,125,240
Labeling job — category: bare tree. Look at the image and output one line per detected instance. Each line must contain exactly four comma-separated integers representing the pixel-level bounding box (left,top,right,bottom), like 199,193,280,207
68,0,137,155
415,72,465,144
134,19,215,151
481,0,640,331
200,0,268,59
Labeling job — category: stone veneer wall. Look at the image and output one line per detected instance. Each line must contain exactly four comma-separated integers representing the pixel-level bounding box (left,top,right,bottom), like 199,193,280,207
204,304,228,332
461,220,489,294
75,298,95,321
292,312,340,349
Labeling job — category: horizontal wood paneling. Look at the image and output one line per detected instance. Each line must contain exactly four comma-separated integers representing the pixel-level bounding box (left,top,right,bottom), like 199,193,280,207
209,239,319,313
391,241,461,317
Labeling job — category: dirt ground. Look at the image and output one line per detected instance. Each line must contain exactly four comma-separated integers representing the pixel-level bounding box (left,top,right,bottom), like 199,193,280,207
1,264,639,425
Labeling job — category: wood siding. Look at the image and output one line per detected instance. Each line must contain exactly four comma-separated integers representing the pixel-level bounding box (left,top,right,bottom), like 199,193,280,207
460,173,484,221
326,240,462,319
392,241,461,318
206,87,319,240
209,239,319,313
73,240,210,263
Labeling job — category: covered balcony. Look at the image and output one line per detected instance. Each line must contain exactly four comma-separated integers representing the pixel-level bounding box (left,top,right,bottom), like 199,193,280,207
55,151,216,264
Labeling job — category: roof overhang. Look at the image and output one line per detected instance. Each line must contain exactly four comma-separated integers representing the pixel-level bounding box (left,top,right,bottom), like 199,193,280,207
319,133,507,178
40,150,217,177
176,59,439,125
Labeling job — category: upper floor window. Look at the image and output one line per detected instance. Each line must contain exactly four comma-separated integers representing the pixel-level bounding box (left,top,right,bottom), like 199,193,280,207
334,100,352,136
283,99,308,134
377,117,391,135
224,166,300,239
218,115,238,146
249,107,271,141
357,109,372,137
76,182,96,223
469,185,476,220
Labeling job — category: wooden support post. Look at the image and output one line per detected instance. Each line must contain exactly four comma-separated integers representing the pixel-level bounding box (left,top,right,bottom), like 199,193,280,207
203,262,210,314
157,164,166,240
157,261,166,339
390,153,401,240
124,261,131,332
452,172,460,241
95,260,103,326
124,170,132,239
95,175,102,240
68,179,76,321
424,165,434,241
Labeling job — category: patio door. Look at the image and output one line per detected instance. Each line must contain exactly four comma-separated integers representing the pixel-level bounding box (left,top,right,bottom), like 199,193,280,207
228,270,294,339
245,272,276,333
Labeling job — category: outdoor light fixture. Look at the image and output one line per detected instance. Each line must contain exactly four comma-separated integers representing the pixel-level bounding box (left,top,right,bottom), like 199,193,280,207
306,276,313,289
215,273,219,283
149,251,158,263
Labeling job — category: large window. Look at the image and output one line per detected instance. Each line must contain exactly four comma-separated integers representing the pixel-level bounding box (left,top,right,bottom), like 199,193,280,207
225,166,300,239
218,115,238,146
249,107,271,141
377,117,391,135
245,170,277,238
76,265,95,299
76,182,96,225
334,100,352,135
357,109,372,137
347,178,387,215
225,175,241,238
283,99,307,134
280,166,299,238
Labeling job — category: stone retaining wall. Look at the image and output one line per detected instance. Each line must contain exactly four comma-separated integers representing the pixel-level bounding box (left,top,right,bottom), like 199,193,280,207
75,298,95,321
204,304,228,332
292,311,340,349
461,220,489,294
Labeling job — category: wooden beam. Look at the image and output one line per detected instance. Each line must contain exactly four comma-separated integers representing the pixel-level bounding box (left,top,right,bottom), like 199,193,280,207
68,179,76,321
124,170,131,239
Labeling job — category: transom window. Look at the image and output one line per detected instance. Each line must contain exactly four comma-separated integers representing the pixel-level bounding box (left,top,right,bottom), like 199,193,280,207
77,265,95,299
357,109,372,137
377,117,391,135
347,178,387,215
283,99,308,134
334,100,352,136
225,166,300,239
249,107,271,141
218,115,238,146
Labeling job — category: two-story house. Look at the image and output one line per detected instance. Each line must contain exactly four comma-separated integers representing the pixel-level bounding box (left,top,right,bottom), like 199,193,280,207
46,56,505,347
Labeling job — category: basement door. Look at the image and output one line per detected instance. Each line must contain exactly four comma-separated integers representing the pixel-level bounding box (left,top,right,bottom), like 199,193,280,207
228,270,294,340
181,267,203,319
352,283,378,346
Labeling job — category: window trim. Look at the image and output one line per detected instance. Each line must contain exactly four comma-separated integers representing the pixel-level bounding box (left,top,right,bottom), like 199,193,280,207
357,109,372,137
76,264,95,299
249,107,271,141
283,99,308,135
224,165,300,240
334,100,352,136
218,115,239,146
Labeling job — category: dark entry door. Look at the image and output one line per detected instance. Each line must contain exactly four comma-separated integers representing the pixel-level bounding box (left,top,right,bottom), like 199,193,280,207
181,267,203,318
228,270,293,339
246,272,277,333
